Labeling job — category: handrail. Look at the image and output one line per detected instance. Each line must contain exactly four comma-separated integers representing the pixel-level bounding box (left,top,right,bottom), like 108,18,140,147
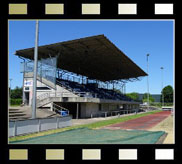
37,91,95,102
90,109,138,118
52,103,69,116
36,91,94,107
53,103,69,111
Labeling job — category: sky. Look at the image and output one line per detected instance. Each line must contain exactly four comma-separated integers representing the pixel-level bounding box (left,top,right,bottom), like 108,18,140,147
9,20,174,94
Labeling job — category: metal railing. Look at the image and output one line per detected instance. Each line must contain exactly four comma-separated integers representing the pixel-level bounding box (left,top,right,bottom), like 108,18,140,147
52,103,69,116
57,68,87,85
36,91,96,108
37,91,97,102
90,109,138,118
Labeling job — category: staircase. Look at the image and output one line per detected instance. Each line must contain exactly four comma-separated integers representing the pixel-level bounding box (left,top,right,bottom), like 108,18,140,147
9,106,61,121
9,108,30,120
36,91,83,108
36,92,70,116
37,96,52,108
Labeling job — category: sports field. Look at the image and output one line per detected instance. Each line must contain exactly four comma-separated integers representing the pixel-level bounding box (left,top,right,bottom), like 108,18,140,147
104,111,171,130
11,127,165,144
10,110,172,144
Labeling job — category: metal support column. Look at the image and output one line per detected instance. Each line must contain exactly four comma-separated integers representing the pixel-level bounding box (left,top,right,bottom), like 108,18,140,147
50,102,53,111
21,59,26,105
76,103,79,119
32,20,39,119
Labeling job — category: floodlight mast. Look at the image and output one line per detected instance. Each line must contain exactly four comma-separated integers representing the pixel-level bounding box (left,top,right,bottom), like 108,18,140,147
32,20,39,119
146,54,150,111
161,67,164,107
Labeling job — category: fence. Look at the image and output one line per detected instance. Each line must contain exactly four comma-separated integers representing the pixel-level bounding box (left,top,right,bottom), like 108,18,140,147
90,109,139,118
9,116,72,137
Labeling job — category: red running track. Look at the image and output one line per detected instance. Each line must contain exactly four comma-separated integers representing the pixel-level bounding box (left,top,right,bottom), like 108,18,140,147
105,111,171,130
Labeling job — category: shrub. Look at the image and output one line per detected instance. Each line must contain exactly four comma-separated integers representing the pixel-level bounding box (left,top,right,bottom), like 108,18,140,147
10,99,22,105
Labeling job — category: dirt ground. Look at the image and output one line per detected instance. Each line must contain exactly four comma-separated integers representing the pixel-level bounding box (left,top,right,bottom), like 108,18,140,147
149,115,174,144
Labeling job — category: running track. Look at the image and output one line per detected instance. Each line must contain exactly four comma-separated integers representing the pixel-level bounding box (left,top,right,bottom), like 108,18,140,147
105,111,171,130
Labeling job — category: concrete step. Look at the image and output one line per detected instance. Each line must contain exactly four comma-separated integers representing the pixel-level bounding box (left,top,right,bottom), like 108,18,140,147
9,113,26,117
9,106,59,120
9,110,24,113
9,116,31,121
9,108,20,112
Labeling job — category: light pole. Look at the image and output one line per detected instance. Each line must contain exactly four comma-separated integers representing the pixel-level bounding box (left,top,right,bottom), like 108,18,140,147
161,67,164,107
9,78,12,106
32,20,39,119
146,54,150,111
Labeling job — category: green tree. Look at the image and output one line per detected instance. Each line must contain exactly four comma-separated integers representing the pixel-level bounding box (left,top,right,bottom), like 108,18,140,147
126,92,139,101
161,85,173,103
10,86,22,99
142,93,154,103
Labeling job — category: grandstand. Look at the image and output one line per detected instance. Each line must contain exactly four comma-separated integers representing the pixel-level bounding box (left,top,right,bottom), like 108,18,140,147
15,35,147,118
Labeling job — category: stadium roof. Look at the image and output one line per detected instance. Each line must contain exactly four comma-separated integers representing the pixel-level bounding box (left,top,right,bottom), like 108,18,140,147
15,34,147,82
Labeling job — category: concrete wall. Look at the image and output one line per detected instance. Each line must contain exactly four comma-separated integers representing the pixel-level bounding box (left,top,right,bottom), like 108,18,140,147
24,78,33,106
9,116,72,137
56,85,78,98
80,103,86,118
79,103,139,118
23,77,77,107
24,77,54,107
81,103,99,118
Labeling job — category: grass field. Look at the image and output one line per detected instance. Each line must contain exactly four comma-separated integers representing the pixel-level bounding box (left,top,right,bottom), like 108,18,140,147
9,110,162,143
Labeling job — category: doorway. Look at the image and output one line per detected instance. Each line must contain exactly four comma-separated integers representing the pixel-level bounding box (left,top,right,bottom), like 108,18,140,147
24,92,29,105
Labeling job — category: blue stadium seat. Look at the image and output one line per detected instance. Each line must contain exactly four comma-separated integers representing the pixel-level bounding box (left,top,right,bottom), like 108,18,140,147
56,78,133,102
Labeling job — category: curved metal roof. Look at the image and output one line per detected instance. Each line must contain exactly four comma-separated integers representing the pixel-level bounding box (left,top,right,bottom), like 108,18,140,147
15,34,147,82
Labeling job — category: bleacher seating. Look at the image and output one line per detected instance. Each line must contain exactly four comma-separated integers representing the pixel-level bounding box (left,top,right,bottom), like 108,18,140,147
56,78,133,102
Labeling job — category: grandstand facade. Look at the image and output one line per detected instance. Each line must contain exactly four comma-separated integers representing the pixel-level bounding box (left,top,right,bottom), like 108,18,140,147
15,35,147,118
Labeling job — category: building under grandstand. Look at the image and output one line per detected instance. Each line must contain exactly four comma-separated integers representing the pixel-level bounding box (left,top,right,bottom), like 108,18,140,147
15,35,147,118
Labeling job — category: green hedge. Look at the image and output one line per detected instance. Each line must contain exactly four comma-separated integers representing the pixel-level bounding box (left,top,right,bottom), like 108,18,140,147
10,99,22,105
150,102,173,107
